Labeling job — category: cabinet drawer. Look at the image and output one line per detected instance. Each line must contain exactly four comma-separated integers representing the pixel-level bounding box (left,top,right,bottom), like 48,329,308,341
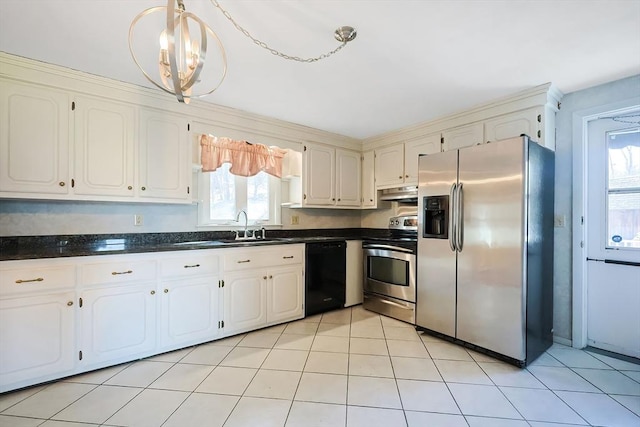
224,245,304,272
160,254,219,278
81,260,156,285
0,265,75,297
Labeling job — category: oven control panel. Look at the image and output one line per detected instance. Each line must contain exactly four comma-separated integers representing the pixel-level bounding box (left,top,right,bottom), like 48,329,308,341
389,215,418,231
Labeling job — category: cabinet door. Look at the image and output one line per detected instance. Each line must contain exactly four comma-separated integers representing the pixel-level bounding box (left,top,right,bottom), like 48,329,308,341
139,109,190,201
442,122,484,151
404,134,441,184
484,107,541,144
80,283,156,366
345,240,363,307
223,271,266,334
0,292,75,392
304,143,335,205
374,144,404,188
335,149,361,207
361,150,376,208
73,97,135,197
0,81,70,194
267,266,303,324
160,276,220,348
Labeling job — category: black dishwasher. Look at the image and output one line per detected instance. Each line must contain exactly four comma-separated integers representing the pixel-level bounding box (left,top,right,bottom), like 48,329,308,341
305,241,346,316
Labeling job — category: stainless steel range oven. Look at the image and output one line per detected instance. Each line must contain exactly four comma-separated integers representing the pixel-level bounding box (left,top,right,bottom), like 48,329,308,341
363,215,417,324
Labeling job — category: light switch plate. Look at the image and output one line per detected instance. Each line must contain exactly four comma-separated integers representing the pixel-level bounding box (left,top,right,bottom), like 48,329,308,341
554,214,565,228
134,214,143,226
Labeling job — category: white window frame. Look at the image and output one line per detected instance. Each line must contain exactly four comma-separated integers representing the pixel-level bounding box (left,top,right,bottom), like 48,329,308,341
197,168,282,228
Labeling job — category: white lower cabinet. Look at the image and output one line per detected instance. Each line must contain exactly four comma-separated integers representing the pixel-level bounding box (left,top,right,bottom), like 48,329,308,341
80,282,157,368
0,244,303,392
222,245,305,334
160,277,221,349
223,271,267,334
0,291,76,392
267,266,303,324
0,261,76,392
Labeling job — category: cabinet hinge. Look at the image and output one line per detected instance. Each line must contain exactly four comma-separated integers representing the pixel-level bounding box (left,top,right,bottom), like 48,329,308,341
303,145,307,152
71,178,75,188
71,101,75,111
79,297,83,308
221,320,225,328
187,186,190,194
79,350,83,360
187,123,190,131
219,279,224,288
580,241,584,248
537,114,542,123
581,216,584,225
557,101,562,110
303,194,307,200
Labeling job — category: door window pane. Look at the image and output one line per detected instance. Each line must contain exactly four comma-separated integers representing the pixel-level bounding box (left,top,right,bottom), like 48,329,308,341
607,128,640,249
247,171,270,221
209,163,236,221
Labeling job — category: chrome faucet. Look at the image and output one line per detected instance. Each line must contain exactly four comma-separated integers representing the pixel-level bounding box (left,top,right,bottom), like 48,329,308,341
235,210,249,239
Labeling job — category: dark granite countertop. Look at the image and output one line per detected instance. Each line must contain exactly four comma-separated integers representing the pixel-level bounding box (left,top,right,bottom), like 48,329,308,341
0,229,391,261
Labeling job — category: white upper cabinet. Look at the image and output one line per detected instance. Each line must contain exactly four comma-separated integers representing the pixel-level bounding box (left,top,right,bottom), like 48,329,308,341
335,149,361,207
442,122,484,151
73,96,136,197
361,150,376,208
374,144,405,188
303,143,335,205
404,135,441,183
0,81,70,195
484,107,542,144
139,109,190,202
301,143,361,208
374,135,440,189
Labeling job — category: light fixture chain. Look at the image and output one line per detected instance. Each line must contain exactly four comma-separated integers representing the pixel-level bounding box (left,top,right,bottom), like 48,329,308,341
210,0,347,63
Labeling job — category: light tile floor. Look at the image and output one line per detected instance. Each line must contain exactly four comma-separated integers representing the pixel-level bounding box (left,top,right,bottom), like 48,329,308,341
1,306,639,427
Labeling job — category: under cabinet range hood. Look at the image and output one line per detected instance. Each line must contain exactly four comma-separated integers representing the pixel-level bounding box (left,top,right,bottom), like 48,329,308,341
378,186,418,203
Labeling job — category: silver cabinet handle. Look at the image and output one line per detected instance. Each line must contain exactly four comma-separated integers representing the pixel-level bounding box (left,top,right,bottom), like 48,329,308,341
112,270,133,275
15,277,44,284
449,183,457,252
456,183,464,252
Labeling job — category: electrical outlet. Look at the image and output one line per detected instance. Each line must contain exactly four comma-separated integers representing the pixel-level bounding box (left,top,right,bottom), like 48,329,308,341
290,215,299,225
134,214,143,226
554,214,565,228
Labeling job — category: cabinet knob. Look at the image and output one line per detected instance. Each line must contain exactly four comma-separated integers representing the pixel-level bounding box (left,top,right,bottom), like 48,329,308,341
67,301,73,306
164,289,169,293
337,198,341,202
128,185,133,190
398,176,402,179
370,199,373,202
263,276,267,280
150,290,156,295
141,186,146,191
269,275,273,279
405,175,409,178
59,181,65,187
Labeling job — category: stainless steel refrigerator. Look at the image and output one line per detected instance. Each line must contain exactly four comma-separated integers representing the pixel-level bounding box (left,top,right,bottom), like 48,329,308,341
416,135,554,366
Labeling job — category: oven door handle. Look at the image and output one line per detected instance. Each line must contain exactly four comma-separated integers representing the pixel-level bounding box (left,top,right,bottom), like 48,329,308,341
362,244,414,254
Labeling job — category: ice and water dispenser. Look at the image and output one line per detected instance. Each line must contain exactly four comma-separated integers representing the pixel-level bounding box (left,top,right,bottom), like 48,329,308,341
422,195,449,239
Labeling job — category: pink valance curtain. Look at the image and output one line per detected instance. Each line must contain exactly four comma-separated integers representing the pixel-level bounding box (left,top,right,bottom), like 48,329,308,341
200,135,286,178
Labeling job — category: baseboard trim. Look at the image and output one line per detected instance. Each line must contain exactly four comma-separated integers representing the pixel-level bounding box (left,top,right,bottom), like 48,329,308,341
553,335,572,347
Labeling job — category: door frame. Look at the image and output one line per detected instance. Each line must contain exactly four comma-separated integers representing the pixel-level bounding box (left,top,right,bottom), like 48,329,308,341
571,97,640,349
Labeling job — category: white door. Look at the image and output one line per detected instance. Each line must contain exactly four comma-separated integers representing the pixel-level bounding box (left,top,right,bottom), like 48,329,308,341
73,96,136,197
223,271,266,333
267,266,303,324
335,149,361,206
304,143,335,205
374,144,404,188
586,114,640,358
404,134,441,184
160,276,220,348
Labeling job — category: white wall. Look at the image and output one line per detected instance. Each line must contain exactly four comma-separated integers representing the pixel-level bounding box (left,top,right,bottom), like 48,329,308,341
552,74,640,342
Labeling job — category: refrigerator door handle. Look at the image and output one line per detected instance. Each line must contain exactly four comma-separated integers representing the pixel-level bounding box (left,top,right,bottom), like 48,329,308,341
456,183,464,252
449,183,457,252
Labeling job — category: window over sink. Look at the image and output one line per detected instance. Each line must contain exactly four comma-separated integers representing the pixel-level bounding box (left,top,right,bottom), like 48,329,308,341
198,163,281,227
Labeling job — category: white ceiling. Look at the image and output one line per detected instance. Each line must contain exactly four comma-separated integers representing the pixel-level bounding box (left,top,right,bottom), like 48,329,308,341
1,0,639,139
